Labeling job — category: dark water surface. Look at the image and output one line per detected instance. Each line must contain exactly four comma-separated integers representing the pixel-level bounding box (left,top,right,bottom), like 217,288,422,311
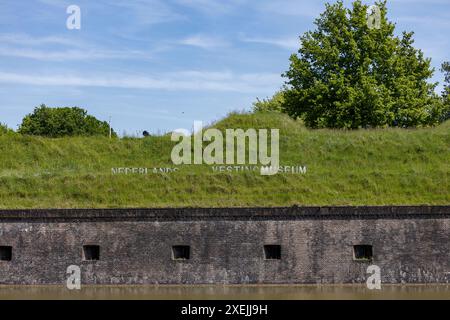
0,285,448,300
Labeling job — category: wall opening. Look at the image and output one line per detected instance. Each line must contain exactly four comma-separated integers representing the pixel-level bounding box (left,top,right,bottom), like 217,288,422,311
264,245,281,260
83,245,100,261
353,245,373,261
172,245,190,260
0,246,12,261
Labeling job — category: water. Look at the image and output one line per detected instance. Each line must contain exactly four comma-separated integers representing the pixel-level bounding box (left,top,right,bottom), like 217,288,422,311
0,285,448,300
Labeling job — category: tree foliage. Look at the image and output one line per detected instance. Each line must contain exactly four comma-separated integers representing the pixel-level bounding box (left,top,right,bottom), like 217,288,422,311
441,62,450,121
253,91,285,113
283,0,444,129
18,105,116,137
0,123,13,135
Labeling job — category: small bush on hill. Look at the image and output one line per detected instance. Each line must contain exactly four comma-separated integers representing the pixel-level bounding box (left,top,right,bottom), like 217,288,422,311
18,105,116,137
253,91,285,113
0,123,13,135
441,62,450,121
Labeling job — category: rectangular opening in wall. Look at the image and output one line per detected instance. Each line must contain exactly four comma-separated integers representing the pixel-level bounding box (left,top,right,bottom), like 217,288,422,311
353,245,373,261
264,245,281,260
83,245,100,261
0,246,12,261
172,245,190,260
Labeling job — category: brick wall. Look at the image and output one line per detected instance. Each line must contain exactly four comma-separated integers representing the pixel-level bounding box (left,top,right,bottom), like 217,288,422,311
0,206,448,284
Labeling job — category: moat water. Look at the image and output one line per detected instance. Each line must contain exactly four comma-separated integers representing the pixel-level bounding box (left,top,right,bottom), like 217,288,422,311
0,285,448,300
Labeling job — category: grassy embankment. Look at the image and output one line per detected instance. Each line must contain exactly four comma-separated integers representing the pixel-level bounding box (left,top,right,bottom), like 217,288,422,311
0,112,448,208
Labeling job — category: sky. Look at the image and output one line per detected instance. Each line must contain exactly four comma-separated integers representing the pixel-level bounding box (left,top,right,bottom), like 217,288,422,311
0,0,449,135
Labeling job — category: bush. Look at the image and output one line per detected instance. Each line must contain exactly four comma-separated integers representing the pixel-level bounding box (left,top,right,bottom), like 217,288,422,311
18,105,116,137
0,123,13,135
253,91,285,113
441,62,450,121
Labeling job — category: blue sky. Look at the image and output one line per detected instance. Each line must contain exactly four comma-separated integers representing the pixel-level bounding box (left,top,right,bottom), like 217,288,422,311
0,0,449,135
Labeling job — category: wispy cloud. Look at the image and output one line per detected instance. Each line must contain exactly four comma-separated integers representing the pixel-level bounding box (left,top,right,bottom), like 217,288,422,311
178,34,229,49
0,33,76,46
0,33,151,61
257,0,323,18
110,0,183,25
391,0,450,4
0,70,281,93
36,0,182,27
240,34,299,50
0,47,150,61
36,0,69,8
173,0,244,15
397,15,450,28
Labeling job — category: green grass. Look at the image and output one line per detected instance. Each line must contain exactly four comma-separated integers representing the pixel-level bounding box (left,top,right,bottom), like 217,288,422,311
0,112,449,208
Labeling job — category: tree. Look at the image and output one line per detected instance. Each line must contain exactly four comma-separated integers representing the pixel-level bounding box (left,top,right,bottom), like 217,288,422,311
18,105,116,137
283,0,444,129
441,62,450,121
0,123,13,135
253,91,285,113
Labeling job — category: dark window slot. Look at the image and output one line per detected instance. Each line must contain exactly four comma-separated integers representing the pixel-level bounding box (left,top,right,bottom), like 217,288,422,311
264,245,281,260
353,245,373,261
0,246,12,261
83,245,100,261
172,245,190,260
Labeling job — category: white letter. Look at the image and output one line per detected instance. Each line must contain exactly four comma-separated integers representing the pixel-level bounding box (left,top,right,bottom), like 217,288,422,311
66,5,81,30
367,5,381,30
171,129,191,165
259,129,279,175
203,129,224,165
366,265,382,290
225,129,258,165
66,265,81,290
193,121,204,165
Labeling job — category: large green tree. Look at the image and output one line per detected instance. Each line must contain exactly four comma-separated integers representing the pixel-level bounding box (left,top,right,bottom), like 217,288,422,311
283,0,443,129
19,105,116,137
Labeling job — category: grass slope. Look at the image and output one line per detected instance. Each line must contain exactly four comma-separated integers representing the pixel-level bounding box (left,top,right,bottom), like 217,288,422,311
0,112,449,208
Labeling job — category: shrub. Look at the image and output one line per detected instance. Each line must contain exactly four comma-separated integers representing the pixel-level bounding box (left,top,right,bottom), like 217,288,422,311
253,91,285,113
18,105,116,137
0,123,13,135
441,62,450,121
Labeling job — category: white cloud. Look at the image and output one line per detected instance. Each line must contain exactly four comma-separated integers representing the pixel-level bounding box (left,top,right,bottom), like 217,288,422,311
0,47,150,61
110,0,182,25
178,34,229,49
397,15,450,28
0,33,150,61
391,0,450,3
257,0,323,18
0,33,76,46
240,35,299,50
0,70,281,93
174,0,244,14
36,0,182,26
36,0,69,7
